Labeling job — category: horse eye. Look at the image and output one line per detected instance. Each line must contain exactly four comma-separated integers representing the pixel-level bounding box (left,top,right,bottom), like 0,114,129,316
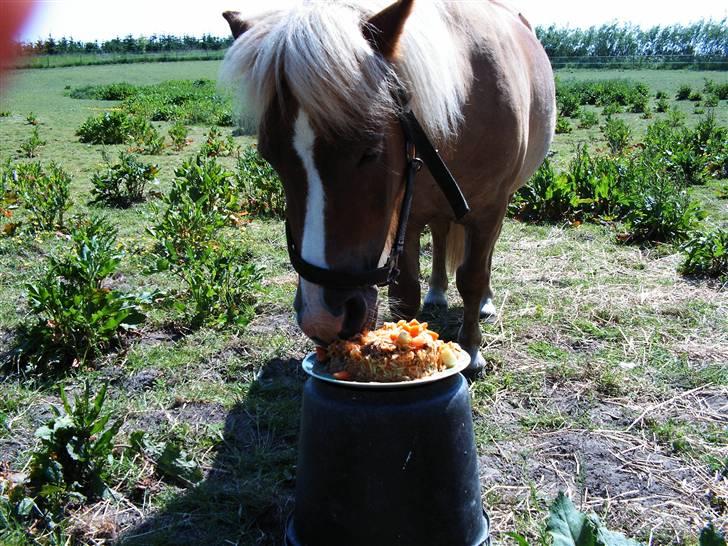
358,148,380,166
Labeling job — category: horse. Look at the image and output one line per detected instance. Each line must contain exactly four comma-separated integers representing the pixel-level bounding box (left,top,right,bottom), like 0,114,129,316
221,0,555,375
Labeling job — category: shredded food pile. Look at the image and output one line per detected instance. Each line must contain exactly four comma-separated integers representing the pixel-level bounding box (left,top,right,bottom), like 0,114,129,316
317,319,463,382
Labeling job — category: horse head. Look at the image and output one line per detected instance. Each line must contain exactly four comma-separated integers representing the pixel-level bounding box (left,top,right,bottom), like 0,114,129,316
222,1,418,344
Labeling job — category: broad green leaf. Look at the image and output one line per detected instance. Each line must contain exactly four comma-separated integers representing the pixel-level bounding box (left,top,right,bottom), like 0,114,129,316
700,525,726,546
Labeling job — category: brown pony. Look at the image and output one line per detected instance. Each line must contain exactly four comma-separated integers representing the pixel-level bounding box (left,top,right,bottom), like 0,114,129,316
221,0,555,374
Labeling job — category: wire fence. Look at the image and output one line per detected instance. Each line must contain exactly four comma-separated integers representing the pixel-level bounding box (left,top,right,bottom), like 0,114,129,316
7,51,728,71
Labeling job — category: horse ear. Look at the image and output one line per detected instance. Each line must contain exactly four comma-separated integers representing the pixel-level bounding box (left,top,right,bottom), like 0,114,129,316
363,0,415,60
222,11,250,39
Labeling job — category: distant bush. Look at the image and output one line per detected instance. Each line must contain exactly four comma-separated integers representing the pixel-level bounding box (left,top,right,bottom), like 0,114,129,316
689,91,703,102
557,91,581,118
12,162,72,230
122,79,234,127
557,79,649,109
236,146,286,219
577,110,599,129
676,85,692,100
69,82,138,100
14,216,151,370
655,90,668,100
601,103,623,117
703,94,719,108
0,110,10,117
703,79,728,100
555,116,572,134
168,121,189,151
125,116,164,155
77,111,130,144
90,151,158,207
25,112,38,126
655,96,670,113
680,228,727,281
18,127,46,158
200,127,238,158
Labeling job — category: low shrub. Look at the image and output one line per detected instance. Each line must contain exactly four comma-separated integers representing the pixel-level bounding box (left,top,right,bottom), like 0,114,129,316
121,79,233,127
630,95,650,114
18,127,46,158
655,90,668,100
655,96,670,113
557,79,649,108
178,245,262,328
90,151,159,207
200,126,238,157
703,94,719,108
680,228,727,281
236,146,286,219
0,110,10,117
619,170,704,245
601,117,631,155
12,162,71,230
689,91,703,102
77,111,130,144
126,116,164,155
150,155,237,262
168,121,189,151
676,84,692,100
69,82,138,100
25,112,38,125
555,116,572,134
577,110,599,129
557,91,581,118
509,159,578,223
602,103,623,117
14,216,150,370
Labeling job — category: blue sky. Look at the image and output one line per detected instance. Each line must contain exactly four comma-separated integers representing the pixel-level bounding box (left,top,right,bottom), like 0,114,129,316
17,0,728,43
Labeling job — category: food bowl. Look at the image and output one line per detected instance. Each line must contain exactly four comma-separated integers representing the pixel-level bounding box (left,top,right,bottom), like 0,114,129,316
285,353,490,546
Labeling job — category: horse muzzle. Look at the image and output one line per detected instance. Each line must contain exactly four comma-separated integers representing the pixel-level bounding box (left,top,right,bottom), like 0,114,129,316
295,280,378,344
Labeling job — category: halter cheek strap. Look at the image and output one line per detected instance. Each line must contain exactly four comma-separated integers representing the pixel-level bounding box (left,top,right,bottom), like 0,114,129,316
285,96,470,289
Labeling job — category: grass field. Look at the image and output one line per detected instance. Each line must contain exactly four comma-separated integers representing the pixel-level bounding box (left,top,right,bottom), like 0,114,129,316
0,61,726,545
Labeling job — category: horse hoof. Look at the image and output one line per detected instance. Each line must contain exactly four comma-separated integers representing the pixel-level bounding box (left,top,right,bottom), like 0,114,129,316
461,349,486,381
480,298,497,323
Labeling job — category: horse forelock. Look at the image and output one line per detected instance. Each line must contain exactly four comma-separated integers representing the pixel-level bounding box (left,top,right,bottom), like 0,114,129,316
221,1,474,143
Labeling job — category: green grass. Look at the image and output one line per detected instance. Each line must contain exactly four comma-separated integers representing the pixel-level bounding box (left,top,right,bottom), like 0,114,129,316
1,63,727,544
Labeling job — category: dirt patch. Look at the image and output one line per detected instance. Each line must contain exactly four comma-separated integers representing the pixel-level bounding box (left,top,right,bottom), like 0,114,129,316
480,428,726,539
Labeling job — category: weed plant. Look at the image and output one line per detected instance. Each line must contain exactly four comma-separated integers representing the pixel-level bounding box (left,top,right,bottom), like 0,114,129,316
680,228,727,280
12,162,71,230
14,217,150,370
236,146,286,219
601,117,631,154
168,121,189,151
18,127,46,158
90,151,159,207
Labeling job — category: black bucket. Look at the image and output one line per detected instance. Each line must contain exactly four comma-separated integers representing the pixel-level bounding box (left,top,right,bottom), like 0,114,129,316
285,372,489,546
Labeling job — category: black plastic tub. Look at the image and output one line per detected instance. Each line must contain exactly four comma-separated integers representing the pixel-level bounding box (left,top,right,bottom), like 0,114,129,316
285,369,490,546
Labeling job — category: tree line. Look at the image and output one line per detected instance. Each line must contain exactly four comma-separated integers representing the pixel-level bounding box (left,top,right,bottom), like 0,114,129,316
15,19,727,59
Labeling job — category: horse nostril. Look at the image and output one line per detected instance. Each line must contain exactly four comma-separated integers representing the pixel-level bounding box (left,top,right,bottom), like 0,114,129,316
339,293,368,339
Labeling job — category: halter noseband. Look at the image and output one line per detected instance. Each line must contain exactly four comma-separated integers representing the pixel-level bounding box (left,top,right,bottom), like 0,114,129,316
285,92,470,290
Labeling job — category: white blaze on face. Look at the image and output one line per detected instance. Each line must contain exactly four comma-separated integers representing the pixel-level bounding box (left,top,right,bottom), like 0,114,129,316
293,111,327,269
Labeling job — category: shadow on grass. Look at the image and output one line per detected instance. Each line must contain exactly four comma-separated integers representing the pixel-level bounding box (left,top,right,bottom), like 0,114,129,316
119,357,306,546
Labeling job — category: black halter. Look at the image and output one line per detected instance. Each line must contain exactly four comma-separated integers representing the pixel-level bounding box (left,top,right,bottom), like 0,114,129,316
285,95,470,290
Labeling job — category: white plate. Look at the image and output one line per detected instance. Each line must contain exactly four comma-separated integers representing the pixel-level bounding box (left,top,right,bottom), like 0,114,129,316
301,347,471,389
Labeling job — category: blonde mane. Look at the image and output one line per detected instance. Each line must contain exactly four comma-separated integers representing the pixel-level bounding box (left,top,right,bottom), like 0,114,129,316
220,1,477,142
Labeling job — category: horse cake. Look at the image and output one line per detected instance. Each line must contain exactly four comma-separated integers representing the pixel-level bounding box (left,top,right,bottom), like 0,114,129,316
318,319,462,382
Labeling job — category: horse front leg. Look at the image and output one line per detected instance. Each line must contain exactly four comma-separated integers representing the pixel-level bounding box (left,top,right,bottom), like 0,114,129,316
423,220,450,311
456,204,508,375
388,225,421,320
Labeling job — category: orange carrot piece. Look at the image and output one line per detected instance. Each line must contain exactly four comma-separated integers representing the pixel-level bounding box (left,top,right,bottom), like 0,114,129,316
427,331,439,340
332,371,352,380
